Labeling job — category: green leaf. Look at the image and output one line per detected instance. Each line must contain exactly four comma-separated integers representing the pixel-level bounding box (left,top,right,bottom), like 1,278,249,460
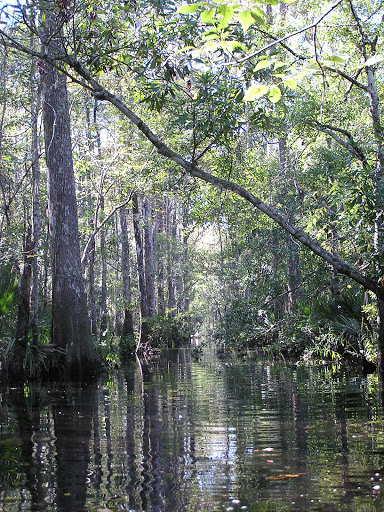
223,40,246,53
281,0,296,3
268,85,281,103
177,3,200,14
238,10,254,32
217,5,234,30
328,55,345,64
252,6,269,19
254,59,271,72
244,84,269,101
283,77,297,89
200,8,216,23
274,61,286,70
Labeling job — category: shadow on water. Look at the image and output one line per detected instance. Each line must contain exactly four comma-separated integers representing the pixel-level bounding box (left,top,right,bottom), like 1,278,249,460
2,349,384,511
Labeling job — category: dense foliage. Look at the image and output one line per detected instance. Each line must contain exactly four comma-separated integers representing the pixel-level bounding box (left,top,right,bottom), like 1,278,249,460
0,0,383,376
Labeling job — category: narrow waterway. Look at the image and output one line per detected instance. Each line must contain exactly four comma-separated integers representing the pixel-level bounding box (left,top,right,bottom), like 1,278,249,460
1,348,384,511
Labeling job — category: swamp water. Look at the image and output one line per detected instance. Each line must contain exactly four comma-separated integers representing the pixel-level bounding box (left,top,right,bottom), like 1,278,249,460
1,348,384,511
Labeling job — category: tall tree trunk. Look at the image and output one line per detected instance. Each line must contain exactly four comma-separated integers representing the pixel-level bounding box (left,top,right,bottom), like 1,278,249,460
166,199,176,316
15,224,33,342
181,204,191,312
143,196,156,317
279,135,302,313
156,205,165,315
41,7,97,377
94,101,108,337
119,206,134,338
84,101,97,338
132,192,150,351
285,235,302,313
99,194,108,336
30,53,41,345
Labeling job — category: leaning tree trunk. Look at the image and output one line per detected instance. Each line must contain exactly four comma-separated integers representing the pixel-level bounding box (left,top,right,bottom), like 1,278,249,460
41,6,97,378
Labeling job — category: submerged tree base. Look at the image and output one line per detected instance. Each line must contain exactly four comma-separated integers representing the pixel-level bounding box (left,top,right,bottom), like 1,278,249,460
4,339,101,383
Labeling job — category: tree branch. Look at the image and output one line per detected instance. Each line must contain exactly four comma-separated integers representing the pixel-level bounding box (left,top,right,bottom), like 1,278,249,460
81,192,134,265
310,121,369,167
231,0,345,65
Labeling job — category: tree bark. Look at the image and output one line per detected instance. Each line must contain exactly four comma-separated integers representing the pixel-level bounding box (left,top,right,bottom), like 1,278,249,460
143,197,156,317
132,192,150,351
119,206,134,338
99,193,108,336
41,7,97,378
156,205,165,315
30,53,41,345
166,199,177,316
15,224,33,342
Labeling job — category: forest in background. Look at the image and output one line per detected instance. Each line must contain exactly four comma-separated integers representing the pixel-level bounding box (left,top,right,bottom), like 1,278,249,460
0,0,383,379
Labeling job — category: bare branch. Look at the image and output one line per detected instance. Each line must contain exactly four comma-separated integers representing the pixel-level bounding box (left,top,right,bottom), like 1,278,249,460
231,0,345,65
81,191,134,265
310,122,369,167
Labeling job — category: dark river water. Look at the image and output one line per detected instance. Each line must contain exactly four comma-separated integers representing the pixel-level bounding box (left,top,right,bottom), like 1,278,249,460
1,348,384,511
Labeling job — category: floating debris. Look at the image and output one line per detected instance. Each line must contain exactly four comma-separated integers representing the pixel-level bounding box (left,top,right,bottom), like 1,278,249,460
268,473,307,480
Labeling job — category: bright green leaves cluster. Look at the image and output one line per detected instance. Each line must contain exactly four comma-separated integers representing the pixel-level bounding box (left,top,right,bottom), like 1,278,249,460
177,0,295,36
177,0,298,107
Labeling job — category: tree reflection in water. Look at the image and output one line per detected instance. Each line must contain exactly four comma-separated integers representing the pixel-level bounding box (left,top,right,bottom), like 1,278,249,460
1,350,384,511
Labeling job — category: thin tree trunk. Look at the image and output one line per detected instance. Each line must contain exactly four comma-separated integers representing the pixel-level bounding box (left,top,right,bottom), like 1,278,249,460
30,52,41,345
119,206,134,338
15,224,33,342
143,196,156,317
156,205,165,315
132,192,149,351
286,236,302,313
181,204,191,311
93,100,108,337
99,194,108,335
166,199,176,316
84,102,97,338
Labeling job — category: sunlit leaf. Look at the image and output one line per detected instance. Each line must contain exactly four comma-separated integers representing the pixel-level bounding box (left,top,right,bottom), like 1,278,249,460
327,55,345,64
268,85,281,103
217,5,234,30
177,3,200,14
223,40,246,53
281,0,297,3
254,59,271,72
173,45,197,55
200,8,216,23
244,84,269,101
284,77,297,89
252,5,269,19
274,61,286,70
238,10,254,32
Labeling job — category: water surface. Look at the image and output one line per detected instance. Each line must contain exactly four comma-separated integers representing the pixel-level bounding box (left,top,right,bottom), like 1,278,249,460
1,348,384,511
